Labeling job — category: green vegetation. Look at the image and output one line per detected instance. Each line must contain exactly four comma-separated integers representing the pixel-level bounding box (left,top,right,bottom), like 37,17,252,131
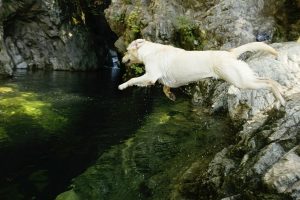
173,16,200,50
122,63,145,81
124,7,144,43
118,6,146,79
0,84,68,140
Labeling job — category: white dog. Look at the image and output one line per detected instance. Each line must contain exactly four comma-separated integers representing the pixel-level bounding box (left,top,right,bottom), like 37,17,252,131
118,39,285,106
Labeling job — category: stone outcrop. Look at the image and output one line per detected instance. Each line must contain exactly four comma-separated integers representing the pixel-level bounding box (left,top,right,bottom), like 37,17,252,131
0,0,110,75
190,92,300,199
105,0,299,52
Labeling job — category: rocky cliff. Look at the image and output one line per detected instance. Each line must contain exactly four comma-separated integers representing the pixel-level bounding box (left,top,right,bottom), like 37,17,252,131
0,0,115,76
105,0,299,52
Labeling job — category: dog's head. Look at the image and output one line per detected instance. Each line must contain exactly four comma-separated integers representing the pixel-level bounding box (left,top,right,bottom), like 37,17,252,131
122,39,146,65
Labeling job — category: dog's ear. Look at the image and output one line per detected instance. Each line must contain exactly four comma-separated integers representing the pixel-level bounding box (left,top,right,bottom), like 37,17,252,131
127,39,146,50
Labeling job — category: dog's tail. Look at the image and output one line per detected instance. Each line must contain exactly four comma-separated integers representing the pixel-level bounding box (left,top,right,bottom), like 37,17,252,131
229,42,278,58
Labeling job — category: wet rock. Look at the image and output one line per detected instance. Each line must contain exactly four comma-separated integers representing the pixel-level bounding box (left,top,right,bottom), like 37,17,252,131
207,148,235,187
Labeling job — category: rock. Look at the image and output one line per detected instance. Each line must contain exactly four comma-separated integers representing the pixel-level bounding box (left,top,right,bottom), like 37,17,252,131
105,0,297,51
191,92,300,199
207,148,236,187
0,0,117,74
253,143,285,175
2,0,99,71
0,26,13,77
264,148,300,198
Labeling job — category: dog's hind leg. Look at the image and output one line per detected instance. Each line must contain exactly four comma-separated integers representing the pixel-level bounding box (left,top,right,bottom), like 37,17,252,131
215,61,286,106
241,78,286,106
163,85,176,101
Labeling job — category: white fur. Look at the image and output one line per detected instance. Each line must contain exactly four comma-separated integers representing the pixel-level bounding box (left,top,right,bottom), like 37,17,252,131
119,39,285,106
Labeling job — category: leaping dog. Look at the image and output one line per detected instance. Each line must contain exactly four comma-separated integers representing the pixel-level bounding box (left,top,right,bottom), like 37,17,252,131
119,39,285,106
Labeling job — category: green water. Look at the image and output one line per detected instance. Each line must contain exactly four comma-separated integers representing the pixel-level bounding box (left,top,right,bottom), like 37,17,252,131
0,69,234,200
57,91,235,200
0,69,152,200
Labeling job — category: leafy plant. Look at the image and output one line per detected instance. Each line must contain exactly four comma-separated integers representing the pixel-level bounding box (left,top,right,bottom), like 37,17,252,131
123,7,143,42
122,64,145,81
173,16,200,50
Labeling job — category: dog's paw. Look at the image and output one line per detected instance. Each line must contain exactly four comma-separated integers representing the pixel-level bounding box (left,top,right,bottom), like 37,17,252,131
165,92,176,101
118,83,127,90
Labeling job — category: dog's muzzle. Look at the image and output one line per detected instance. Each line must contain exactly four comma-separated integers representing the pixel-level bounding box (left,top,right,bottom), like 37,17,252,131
122,55,131,65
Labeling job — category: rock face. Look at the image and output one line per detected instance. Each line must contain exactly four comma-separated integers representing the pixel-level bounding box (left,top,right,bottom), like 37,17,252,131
0,25,13,77
189,93,300,199
105,0,299,52
0,0,109,75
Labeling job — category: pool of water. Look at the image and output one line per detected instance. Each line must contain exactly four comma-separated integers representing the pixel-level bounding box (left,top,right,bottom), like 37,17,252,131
0,69,153,200
56,90,235,200
0,69,235,200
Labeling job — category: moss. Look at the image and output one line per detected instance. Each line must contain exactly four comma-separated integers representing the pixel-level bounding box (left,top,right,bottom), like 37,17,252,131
0,84,68,133
124,7,144,42
56,189,80,200
0,86,13,93
121,0,131,4
173,16,201,50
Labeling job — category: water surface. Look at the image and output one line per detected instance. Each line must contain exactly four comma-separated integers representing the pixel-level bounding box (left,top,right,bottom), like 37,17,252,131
0,69,234,200
0,69,152,200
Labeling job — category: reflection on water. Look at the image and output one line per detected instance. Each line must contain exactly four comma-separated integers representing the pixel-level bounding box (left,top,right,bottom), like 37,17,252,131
0,69,152,200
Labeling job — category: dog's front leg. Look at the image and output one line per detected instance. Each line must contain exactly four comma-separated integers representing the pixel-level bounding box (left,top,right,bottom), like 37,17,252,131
118,74,157,90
